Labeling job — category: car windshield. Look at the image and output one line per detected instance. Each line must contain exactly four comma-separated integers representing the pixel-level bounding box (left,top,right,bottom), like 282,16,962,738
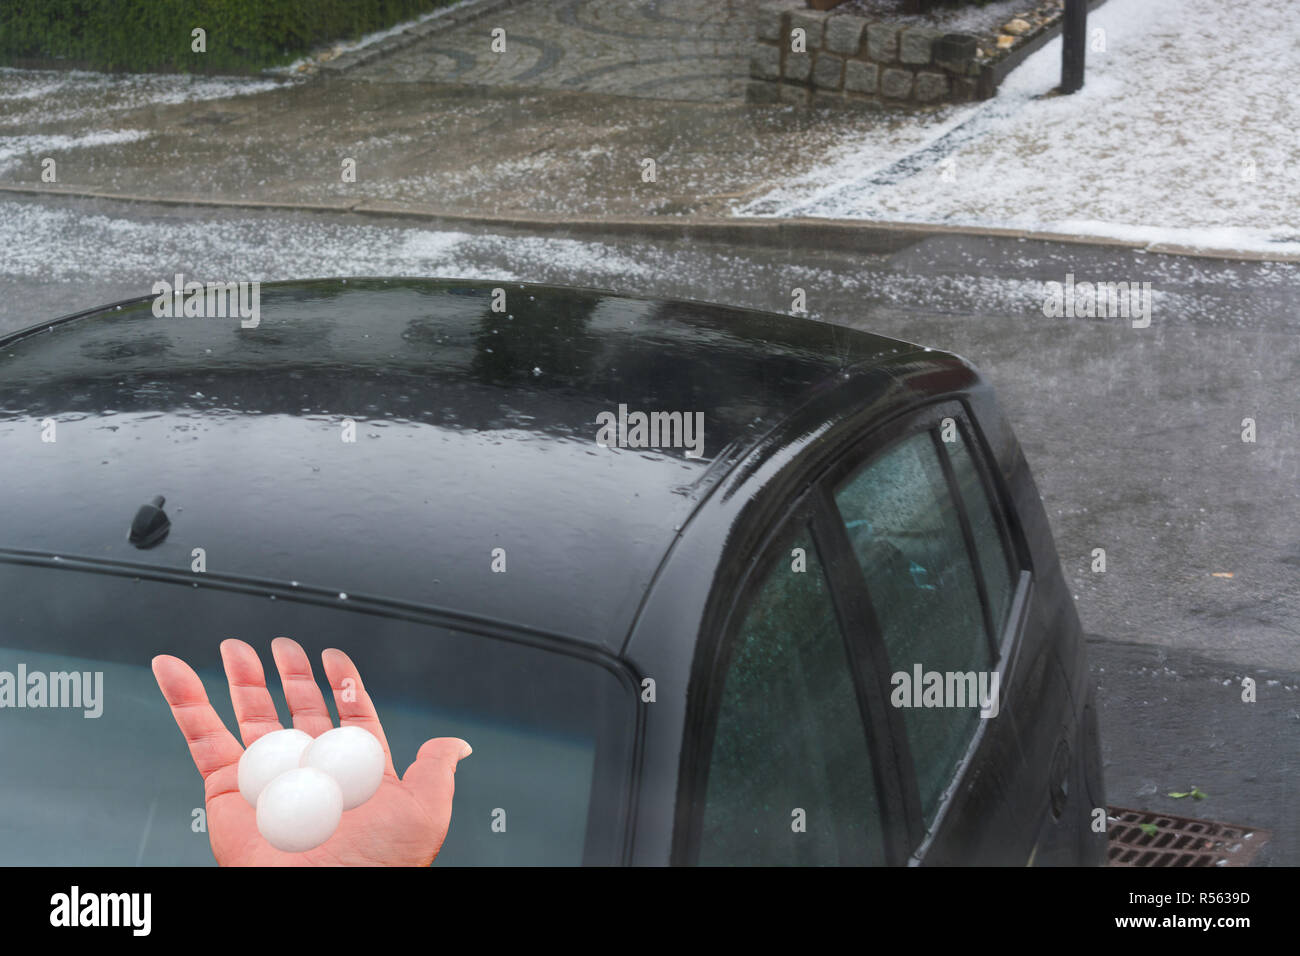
0,559,635,866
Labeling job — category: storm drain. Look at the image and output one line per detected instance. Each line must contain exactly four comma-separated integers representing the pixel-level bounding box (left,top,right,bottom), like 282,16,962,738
1107,807,1269,867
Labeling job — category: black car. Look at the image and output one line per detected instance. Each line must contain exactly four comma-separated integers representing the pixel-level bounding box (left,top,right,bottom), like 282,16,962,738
0,278,1104,866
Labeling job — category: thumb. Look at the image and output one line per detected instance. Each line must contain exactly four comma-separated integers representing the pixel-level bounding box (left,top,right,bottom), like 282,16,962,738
402,737,472,823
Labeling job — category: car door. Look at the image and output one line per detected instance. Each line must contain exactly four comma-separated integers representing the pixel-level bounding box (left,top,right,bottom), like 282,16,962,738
679,399,1036,865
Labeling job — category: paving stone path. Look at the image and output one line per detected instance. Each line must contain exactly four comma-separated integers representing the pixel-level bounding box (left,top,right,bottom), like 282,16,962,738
353,0,757,102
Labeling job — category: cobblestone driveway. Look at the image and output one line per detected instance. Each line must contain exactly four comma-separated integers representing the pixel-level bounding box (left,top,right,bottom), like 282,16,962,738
353,0,756,102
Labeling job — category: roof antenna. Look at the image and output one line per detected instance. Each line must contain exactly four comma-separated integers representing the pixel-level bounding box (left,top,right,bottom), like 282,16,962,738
129,495,171,548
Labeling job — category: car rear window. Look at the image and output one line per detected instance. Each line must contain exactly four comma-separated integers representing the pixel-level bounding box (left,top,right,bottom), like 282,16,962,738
0,560,635,866
700,528,886,866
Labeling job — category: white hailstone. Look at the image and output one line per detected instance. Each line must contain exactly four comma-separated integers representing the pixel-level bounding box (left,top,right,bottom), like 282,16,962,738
299,725,385,810
256,767,343,853
237,728,313,806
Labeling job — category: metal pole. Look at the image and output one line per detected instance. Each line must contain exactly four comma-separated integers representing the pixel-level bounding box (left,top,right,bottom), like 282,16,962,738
1061,0,1087,94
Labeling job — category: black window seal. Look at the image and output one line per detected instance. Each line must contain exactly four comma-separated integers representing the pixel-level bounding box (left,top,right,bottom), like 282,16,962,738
931,426,1001,663
809,484,920,861
955,414,1032,581
947,415,1033,670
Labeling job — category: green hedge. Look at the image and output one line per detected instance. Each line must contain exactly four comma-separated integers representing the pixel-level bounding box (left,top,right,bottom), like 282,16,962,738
0,0,456,72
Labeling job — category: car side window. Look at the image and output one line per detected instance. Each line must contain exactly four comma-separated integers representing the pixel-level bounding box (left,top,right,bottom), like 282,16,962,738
832,429,991,828
699,529,885,865
946,430,1015,637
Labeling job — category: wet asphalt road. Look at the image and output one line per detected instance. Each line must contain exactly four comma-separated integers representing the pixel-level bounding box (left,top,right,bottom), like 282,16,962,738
0,192,1296,862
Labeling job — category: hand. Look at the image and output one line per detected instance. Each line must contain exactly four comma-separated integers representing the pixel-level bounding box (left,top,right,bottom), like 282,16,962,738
152,636,471,866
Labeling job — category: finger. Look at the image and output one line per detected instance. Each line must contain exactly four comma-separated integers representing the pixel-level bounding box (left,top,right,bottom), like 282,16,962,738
219,639,283,746
151,655,244,781
401,737,472,832
270,637,334,737
321,648,397,778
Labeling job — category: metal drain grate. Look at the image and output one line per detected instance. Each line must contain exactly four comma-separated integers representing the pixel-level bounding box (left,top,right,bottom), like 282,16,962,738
1107,807,1269,867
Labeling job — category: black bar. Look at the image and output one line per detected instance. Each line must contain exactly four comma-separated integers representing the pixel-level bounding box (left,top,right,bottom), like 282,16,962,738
1061,0,1088,93
3,865,1284,942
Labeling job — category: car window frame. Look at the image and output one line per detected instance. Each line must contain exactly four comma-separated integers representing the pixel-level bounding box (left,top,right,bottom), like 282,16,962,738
676,396,1035,866
674,492,912,866
810,398,1034,856
946,413,1033,655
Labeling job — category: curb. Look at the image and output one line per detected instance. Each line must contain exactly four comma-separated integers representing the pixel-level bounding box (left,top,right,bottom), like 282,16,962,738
2,183,1297,265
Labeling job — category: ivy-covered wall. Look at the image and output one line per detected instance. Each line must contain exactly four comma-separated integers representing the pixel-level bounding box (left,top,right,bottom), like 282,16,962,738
0,0,457,72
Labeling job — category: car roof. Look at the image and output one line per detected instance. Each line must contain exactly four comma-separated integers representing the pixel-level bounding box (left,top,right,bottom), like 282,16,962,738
0,278,933,652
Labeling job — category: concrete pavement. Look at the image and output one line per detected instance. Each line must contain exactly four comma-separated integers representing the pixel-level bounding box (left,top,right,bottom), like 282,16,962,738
2,0,1296,256
0,69,880,218
346,0,756,102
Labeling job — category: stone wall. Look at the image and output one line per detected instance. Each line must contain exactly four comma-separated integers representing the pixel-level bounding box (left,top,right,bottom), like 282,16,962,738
749,0,1067,109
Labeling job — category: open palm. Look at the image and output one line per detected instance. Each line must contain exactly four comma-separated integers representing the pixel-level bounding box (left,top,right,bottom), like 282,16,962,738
152,636,470,866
